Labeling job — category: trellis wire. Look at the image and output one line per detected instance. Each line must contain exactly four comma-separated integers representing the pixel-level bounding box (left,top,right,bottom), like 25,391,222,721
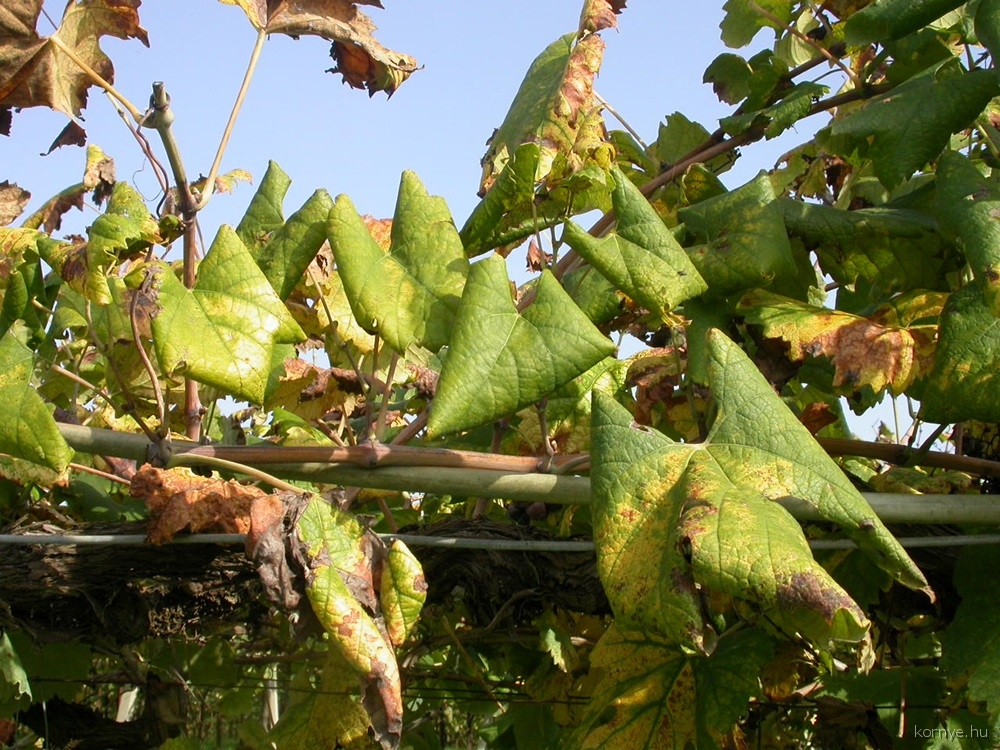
1,532,999,550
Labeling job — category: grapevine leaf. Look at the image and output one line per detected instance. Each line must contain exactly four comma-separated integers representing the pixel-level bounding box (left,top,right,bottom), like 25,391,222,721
934,150,1000,313
845,0,971,45
720,81,828,139
0,182,30,226
562,166,707,318
571,624,772,749
329,172,470,354
40,182,157,306
266,651,374,750
0,0,148,119
236,161,292,255
739,289,937,396
591,330,928,648
781,199,960,298
503,356,627,456
151,226,305,404
921,284,1000,423
381,540,427,648
255,189,333,301
817,65,999,189
678,173,798,298
0,323,72,474
427,254,615,437
592,390,869,651
219,0,417,96
704,330,929,597
942,545,1000,720
657,112,712,164
563,264,621,324
479,33,606,194
297,496,402,746
0,631,30,710
720,0,794,48
461,144,612,258
977,0,1000,63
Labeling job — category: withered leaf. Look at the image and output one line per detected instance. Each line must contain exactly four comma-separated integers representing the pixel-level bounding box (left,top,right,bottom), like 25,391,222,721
131,464,267,544
578,0,628,34
0,0,149,122
220,0,417,96
0,182,31,227
40,120,86,155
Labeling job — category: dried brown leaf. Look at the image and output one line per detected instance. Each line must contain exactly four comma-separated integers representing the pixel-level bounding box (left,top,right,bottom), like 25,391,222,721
41,120,86,155
0,0,149,119
220,0,417,96
0,181,30,226
131,464,267,544
578,0,627,34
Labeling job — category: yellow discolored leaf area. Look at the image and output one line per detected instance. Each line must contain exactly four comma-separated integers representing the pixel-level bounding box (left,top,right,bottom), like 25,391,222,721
296,496,404,747
571,623,772,749
380,540,427,648
0,0,148,118
219,0,417,96
739,289,937,396
267,650,379,750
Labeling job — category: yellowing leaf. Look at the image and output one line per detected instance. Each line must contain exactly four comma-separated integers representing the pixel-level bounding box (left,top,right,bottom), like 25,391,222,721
0,0,148,119
480,32,607,194
219,0,417,96
740,289,937,395
151,226,305,404
571,624,772,749
591,330,929,651
297,496,402,747
380,540,427,648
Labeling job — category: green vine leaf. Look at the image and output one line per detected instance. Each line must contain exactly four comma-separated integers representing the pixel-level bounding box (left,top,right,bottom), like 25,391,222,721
934,150,1000,314
0,631,31,712
151,226,305,404
236,160,292,255
591,330,929,649
329,171,469,354
817,64,999,189
845,0,971,45
720,0,794,48
570,624,772,750
562,166,707,318
0,323,72,475
920,283,1000,423
781,199,960,300
427,254,615,437
678,173,798,298
255,189,333,302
